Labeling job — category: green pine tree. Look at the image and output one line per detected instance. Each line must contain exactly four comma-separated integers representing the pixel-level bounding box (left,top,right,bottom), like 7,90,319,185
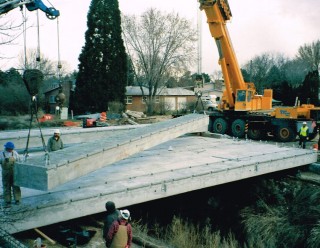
73,0,127,114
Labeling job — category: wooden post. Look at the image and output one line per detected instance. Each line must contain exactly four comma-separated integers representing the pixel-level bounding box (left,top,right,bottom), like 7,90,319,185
34,228,56,245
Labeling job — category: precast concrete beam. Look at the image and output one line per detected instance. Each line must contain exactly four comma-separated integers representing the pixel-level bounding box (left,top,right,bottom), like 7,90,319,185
0,124,148,150
2,136,316,234
14,114,209,191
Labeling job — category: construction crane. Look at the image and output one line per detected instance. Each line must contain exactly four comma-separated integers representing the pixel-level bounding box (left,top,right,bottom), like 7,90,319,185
199,0,320,142
0,0,59,19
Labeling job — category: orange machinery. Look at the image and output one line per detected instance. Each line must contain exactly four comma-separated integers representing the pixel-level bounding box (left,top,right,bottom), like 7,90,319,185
199,0,320,141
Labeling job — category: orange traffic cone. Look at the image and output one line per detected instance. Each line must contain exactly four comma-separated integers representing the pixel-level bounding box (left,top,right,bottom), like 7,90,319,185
100,112,107,122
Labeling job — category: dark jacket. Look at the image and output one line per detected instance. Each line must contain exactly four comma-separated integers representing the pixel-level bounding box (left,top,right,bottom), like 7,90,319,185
47,136,63,152
103,202,120,240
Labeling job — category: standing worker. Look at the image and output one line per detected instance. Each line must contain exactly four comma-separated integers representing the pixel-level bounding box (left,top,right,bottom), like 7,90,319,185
47,129,63,152
106,209,132,248
298,122,309,149
0,142,21,207
103,201,120,243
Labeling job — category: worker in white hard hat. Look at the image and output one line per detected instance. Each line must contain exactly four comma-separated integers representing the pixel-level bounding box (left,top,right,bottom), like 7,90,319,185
106,209,132,248
298,122,309,149
47,129,63,152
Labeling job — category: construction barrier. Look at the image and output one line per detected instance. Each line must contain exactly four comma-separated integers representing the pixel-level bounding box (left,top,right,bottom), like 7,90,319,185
100,112,107,122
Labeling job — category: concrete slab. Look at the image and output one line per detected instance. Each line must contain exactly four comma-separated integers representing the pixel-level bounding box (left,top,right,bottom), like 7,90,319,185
14,114,209,190
1,135,316,234
0,124,148,150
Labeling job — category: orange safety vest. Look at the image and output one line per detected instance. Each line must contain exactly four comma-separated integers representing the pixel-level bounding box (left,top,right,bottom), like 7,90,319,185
110,223,128,248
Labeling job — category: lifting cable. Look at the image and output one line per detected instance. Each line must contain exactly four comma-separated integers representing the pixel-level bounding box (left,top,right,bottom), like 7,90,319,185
56,15,62,81
45,0,62,81
21,6,27,68
20,6,49,164
24,91,49,164
36,9,41,63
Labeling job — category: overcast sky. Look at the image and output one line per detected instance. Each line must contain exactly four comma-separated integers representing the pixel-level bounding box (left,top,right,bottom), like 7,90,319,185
1,0,319,75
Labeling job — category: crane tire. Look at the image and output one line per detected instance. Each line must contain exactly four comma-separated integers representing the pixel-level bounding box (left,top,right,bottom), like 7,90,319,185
231,119,246,138
213,118,228,134
309,128,318,141
275,126,295,142
208,117,214,132
248,128,266,140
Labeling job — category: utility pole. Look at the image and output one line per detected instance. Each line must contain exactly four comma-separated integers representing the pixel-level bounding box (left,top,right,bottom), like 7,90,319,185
197,6,202,76
197,4,204,88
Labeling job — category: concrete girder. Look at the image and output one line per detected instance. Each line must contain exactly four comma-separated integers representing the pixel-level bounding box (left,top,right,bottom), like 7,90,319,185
14,114,209,190
1,136,316,234
0,124,148,151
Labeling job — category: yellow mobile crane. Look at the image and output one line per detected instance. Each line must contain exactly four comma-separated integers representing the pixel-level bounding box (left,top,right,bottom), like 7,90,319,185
199,0,320,142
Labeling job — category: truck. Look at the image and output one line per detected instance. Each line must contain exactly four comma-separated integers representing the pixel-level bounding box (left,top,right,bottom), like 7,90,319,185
199,0,320,142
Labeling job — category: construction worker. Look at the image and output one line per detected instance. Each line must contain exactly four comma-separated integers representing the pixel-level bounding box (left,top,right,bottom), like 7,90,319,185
103,201,120,242
106,209,132,248
0,141,21,206
298,122,309,149
47,129,63,152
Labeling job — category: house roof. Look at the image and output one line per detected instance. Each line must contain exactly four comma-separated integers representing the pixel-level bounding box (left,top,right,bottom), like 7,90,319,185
43,83,60,94
126,86,195,96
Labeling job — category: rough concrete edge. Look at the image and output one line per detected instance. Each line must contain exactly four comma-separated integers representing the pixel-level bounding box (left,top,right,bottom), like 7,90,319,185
0,228,28,248
309,162,320,174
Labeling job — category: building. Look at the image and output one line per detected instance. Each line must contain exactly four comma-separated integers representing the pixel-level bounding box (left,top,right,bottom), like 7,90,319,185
125,86,196,113
43,81,73,114
196,80,225,101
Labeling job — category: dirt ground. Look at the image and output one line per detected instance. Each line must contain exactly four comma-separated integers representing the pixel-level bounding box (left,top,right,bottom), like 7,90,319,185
17,227,106,248
14,220,145,248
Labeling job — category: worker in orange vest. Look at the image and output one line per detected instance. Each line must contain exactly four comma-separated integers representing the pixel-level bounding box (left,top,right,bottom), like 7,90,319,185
106,209,132,248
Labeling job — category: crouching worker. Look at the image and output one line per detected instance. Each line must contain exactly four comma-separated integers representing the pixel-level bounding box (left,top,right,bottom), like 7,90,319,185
106,209,132,248
0,142,21,207
47,129,63,152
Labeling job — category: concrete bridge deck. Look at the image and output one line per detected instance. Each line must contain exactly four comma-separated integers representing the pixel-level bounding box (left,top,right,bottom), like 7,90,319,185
13,114,209,190
0,124,149,151
1,134,317,234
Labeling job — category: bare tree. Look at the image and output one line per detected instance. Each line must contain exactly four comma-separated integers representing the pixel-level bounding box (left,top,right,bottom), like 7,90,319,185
210,69,223,81
296,40,320,72
122,8,197,113
0,14,24,59
242,53,275,94
283,59,309,86
17,48,57,79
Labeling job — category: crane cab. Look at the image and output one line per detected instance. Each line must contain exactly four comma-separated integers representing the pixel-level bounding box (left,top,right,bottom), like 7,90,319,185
234,89,273,111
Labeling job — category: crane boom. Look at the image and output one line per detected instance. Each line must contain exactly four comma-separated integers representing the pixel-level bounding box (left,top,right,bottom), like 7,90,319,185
0,0,59,19
199,0,272,111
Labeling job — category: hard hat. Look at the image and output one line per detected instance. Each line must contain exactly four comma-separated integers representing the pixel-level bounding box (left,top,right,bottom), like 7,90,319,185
53,129,60,134
302,122,307,125
4,141,15,149
120,209,130,220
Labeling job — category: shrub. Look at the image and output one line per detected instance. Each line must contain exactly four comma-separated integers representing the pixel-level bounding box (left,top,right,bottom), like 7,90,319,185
108,101,125,114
